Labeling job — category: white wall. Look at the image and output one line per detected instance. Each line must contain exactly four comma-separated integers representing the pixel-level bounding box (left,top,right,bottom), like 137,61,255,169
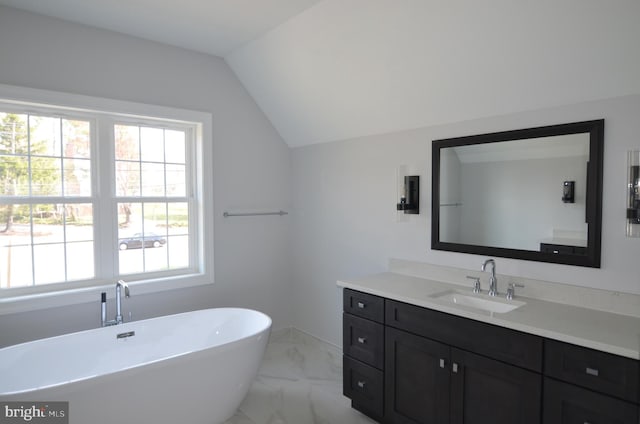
227,0,640,147
0,7,292,347
292,95,640,346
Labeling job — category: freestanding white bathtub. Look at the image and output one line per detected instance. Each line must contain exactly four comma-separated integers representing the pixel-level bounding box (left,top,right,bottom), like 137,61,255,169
0,308,271,424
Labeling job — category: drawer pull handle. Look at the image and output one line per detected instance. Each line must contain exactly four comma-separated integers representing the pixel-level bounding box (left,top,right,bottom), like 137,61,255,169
439,358,446,369
585,367,599,377
357,301,366,309
357,337,367,344
357,381,366,389
452,362,459,373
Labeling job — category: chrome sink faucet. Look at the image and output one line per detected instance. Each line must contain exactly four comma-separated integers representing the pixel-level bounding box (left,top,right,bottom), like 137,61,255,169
101,280,130,327
481,259,498,297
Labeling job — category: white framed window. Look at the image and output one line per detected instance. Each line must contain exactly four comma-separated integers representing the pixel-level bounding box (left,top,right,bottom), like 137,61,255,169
0,84,213,312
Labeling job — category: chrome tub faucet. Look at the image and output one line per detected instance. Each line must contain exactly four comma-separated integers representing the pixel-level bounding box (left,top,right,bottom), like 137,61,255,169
101,280,130,327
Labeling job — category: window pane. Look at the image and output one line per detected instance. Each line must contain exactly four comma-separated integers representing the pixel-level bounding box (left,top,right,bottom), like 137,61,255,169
29,116,61,157
0,113,28,155
115,160,140,196
165,130,185,164
140,162,165,196
117,201,145,274
141,213,168,271
31,156,62,196
0,244,33,288
115,125,139,161
66,241,94,281
118,202,142,232
140,127,164,162
144,243,168,272
0,203,32,289
0,154,30,195
166,164,186,196
168,235,189,269
144,202,167,230
119,248,143,275
117,202,175,274
167,203,188,234
64,204,93,242
63,158,91,196
62,119,90,159
32,204,64,244
33,243,65,285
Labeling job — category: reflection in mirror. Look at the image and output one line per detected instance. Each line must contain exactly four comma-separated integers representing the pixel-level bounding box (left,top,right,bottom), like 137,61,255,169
432,120,604,268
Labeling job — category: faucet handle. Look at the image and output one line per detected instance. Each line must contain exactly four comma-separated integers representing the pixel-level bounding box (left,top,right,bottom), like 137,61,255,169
117,279,130,298
506,282,525,300
466,276,481,293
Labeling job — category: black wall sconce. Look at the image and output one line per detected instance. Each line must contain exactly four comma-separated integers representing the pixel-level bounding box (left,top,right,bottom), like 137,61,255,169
628,166,640,223
562,181,575,203
627,151,640,237
397,175,419,214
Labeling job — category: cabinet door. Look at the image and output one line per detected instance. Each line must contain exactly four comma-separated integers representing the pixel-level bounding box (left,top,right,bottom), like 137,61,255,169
543,377,639,424
450,348,541,424
385,327,450,424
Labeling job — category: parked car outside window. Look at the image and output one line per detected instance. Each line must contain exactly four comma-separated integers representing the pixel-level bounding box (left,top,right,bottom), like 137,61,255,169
118,233,167,250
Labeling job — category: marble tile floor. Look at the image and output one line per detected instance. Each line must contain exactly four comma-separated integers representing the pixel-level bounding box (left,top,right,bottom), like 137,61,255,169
222,328,376,424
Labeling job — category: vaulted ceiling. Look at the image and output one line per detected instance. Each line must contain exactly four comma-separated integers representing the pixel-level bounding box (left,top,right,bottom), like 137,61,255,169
1,0,639,147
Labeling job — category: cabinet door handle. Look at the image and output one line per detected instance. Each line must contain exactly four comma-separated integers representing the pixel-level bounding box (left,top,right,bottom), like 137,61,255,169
439,358,446,368
452,362,459,373
357,380,366,389
357,301,366,309
585,367,599,377
357,337,367,344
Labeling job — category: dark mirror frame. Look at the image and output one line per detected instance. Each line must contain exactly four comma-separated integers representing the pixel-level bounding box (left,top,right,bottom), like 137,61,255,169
431,120,604,268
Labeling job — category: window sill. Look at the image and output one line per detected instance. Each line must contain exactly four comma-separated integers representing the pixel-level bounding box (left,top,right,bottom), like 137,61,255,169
0,274,213,316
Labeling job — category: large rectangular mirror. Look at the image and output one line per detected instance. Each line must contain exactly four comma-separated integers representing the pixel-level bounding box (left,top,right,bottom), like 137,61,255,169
432,120,604,268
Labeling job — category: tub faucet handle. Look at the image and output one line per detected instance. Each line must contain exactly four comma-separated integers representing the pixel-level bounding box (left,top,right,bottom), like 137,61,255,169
118,279,130,298
115,280,130,325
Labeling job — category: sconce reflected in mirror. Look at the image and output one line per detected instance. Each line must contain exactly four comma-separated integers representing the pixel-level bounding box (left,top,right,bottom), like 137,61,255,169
562,181,575,203
627,151,640,237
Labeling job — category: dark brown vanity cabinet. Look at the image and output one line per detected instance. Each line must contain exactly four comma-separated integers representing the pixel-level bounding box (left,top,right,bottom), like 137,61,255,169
342,288,640,424
542,340,640,424
384,299,542,424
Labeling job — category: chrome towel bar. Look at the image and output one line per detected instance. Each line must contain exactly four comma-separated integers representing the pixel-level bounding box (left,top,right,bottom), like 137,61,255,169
223,210,288,218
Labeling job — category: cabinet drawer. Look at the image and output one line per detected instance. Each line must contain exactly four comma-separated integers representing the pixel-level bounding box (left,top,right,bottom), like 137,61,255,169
545,339,639,403
343,313,384,369
343,356,384,419
386,299,543,371
543,377,639,424
344,288,384,323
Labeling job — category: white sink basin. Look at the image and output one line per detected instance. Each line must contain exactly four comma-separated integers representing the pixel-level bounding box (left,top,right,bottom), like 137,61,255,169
431,290,525,314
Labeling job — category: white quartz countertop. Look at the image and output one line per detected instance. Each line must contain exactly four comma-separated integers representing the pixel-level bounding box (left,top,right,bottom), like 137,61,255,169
337,272,640,360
